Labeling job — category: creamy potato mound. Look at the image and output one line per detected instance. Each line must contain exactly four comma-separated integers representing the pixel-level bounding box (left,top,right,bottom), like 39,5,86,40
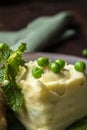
16,60,87,130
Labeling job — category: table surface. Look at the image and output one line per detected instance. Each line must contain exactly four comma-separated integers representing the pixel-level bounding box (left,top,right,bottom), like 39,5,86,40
0,0,87,58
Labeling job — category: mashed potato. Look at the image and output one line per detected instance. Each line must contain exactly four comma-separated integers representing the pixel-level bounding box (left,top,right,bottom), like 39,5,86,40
16,60,87,130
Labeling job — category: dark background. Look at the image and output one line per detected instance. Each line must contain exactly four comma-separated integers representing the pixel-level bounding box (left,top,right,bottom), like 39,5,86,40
0,0,87,57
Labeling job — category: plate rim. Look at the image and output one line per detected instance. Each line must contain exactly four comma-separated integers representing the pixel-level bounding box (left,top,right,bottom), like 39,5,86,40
23,52,87,63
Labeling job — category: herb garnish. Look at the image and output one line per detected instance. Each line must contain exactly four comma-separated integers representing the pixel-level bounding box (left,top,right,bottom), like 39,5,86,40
0,43,27,112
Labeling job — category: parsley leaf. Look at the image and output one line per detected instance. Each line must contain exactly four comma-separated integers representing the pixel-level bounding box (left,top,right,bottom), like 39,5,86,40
0,43,27,112
0,43,13,64
2,81,24,112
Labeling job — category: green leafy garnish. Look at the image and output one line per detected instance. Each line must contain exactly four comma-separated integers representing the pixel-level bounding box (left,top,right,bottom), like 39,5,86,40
0,43,27,112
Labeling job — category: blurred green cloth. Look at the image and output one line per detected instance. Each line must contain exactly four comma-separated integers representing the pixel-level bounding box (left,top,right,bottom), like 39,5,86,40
0,11,76,52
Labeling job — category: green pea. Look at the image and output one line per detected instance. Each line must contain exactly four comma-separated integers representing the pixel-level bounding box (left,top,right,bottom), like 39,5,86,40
55,58,65,69
32,67,43,78
0,43,5,50
82,49,87,57
49,62,60,73
74,61,86,72
37,57,49,66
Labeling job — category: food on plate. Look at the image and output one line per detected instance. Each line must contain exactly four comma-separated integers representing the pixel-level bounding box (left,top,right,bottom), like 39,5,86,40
0,43,87,130
16,57,87,130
